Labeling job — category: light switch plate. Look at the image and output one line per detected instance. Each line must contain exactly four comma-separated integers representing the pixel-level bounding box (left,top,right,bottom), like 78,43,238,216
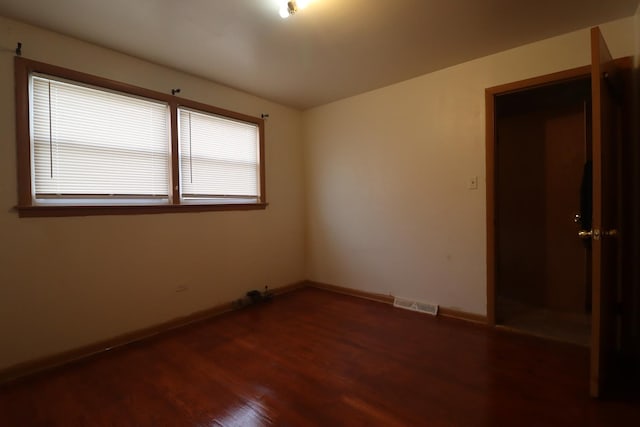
468,176,478,190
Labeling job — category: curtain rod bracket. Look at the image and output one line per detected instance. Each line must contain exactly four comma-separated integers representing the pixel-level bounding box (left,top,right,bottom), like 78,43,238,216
15,42,22,56
171,88,181,96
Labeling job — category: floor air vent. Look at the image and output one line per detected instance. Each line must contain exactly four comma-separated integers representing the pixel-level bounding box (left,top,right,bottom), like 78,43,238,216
393,297,439,316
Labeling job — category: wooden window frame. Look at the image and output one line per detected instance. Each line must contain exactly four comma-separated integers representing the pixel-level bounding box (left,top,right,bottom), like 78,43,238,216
14,57,267,217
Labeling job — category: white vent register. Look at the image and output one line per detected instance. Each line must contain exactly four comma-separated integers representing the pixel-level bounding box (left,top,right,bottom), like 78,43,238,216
393,297,439,316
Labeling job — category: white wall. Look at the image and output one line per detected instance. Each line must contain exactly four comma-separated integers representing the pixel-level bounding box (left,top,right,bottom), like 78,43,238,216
0,16,306,370
304,17,635,316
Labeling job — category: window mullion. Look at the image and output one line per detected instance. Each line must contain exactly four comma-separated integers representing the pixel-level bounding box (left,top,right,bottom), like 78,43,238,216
169,101,180,204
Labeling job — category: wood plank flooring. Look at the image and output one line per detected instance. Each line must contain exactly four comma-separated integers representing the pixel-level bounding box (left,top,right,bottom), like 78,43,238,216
1,287,639,426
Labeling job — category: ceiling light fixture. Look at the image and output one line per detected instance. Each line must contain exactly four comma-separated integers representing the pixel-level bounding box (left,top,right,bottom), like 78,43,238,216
279,0,311,19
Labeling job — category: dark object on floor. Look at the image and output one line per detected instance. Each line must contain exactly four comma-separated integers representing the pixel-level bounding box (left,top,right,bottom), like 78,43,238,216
247,286,273,303
234,286,274,308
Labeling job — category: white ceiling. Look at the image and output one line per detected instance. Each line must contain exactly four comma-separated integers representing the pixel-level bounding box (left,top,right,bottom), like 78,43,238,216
0,0,637,109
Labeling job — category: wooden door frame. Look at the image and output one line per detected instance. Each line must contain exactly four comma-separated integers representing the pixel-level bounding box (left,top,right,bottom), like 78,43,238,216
485,66,591,326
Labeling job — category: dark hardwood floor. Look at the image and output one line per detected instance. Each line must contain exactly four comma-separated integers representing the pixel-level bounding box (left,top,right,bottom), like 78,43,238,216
1,287,639,426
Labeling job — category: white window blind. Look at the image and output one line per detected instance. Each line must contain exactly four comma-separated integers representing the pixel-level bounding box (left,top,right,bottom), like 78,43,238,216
31,74,170,202
179,108,260,202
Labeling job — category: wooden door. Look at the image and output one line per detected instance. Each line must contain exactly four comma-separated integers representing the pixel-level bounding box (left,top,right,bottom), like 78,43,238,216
589,26,621,398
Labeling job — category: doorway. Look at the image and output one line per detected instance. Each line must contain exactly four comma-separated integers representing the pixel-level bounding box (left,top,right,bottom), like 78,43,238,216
492,77,592,346
487,28,636,398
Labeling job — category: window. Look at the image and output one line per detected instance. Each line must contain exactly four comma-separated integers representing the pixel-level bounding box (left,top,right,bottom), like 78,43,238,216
179,108,260,203
31,75,171,203
14,58,266,217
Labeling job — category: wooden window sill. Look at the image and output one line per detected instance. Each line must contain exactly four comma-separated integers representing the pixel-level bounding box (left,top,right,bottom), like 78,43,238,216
15,203,268,218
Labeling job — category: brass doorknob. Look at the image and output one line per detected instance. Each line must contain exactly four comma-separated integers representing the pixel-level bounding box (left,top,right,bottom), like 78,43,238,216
577,229,617,240
578,230,592,239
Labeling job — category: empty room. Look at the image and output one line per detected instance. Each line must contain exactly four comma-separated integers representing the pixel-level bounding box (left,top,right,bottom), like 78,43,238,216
1,1,639,425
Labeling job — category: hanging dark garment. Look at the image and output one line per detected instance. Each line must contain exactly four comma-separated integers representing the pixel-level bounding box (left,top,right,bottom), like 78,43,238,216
579,160,593,232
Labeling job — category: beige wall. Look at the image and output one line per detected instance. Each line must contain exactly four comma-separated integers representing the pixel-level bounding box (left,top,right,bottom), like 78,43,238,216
0,16,306,370
303,17,635,316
